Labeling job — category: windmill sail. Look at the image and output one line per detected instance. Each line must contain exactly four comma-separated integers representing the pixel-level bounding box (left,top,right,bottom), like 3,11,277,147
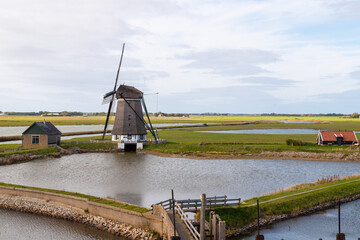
102,90,116,105
102,43,125,140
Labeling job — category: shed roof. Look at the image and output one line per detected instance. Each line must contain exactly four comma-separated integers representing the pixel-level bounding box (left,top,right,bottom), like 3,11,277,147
23,122,62,135
319,130,358,142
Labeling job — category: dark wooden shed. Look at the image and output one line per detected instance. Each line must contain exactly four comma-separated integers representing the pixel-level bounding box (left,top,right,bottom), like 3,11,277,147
22,122,62,149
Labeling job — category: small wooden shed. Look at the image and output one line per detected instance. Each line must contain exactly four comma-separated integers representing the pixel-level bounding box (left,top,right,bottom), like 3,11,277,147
22,122,62,149
317,130,358,146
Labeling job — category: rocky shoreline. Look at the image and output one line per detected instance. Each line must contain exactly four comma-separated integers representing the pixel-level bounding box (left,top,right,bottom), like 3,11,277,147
227,193,360,238
0,195,158,239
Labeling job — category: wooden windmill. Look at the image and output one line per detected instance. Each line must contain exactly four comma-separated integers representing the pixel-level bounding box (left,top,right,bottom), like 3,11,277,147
102,43,158,151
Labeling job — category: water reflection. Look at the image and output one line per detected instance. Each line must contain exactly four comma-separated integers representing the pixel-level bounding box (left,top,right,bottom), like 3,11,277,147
0,153,359,207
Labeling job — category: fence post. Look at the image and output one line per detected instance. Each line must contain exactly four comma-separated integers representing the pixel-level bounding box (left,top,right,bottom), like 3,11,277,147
200,193,206,240
210,211,214,240
212,214,218,240
224,195,227,207
255,199,264,240
336,201,345,240
218,221,226,240
238,198,241,207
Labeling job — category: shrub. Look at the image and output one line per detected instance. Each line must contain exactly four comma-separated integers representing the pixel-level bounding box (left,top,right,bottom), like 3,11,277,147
286,139,305,146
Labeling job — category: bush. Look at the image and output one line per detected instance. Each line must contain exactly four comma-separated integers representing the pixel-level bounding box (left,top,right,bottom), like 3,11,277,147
286,139,305,146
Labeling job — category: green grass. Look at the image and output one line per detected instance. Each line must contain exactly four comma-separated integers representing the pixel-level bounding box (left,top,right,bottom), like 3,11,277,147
0,147,60,158
145,128,359,156
61,141,116,151
0,144,21,151
0,182,150,213
214,175,360,227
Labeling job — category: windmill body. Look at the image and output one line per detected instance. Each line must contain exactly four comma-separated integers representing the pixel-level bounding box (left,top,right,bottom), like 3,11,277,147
111,85,147,150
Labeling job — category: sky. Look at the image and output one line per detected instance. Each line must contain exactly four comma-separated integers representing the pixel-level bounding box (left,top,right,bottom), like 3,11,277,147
1,0,360,114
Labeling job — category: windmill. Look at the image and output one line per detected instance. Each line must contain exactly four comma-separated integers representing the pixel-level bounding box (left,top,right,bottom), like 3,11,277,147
102,43,158,151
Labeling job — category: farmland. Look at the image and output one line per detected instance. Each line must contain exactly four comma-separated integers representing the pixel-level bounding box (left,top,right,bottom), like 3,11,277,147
1,115,360,161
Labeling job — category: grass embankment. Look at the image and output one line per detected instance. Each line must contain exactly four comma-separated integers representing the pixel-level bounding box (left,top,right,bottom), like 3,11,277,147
62,141,116,151
214,175,360,229
0,182,149,213
145,128,360,158
0,147,60,158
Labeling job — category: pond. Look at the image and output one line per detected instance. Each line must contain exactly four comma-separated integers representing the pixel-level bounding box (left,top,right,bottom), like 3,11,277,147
0,153,359,239
0,209,122,240
0,153,359,207
199,128,319,134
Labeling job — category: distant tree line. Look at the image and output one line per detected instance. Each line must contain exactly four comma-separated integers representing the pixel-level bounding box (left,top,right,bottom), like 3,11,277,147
85,112,113,116
150,112,189,117
4,111,83,116
351,112,360,118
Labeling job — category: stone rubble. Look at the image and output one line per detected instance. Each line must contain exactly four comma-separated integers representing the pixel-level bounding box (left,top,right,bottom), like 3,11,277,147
0,195,159,240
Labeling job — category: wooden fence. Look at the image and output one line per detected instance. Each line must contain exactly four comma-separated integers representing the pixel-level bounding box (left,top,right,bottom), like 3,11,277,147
153,195,241,212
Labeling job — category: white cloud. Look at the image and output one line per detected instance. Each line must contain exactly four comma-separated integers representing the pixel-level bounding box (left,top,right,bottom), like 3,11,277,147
1,0,360,112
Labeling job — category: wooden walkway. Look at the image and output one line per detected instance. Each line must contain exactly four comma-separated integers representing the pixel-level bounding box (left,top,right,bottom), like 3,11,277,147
168,212,192,240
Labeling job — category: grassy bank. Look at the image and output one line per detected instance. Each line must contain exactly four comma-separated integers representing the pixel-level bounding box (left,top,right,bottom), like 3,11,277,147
213,175,360,229
0,146,60,158
0,182,149,213
145,127,360,158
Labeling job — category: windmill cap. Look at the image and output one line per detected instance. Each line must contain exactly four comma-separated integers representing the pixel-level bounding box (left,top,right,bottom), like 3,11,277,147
116,85,143,99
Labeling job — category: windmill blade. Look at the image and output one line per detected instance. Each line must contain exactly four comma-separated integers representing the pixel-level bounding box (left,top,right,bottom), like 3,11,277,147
113,43,125,91
141,97,158,143
102,99,114,139
102,43,125,140
102,90,116,105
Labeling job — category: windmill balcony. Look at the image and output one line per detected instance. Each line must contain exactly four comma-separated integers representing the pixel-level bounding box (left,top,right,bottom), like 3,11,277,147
112,134,147,143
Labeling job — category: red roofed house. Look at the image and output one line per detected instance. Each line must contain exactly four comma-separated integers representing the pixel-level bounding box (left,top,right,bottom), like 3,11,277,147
317,130,358,146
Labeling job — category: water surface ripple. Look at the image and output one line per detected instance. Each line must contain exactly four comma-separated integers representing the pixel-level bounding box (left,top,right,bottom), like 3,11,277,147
0,153,359,207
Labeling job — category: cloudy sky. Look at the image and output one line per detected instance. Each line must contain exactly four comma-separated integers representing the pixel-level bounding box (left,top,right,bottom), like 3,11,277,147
1,0,360,114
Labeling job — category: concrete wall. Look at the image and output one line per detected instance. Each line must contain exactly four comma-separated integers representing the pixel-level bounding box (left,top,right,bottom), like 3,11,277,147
0,185,163,233
22,134,48,149
153,205,178,240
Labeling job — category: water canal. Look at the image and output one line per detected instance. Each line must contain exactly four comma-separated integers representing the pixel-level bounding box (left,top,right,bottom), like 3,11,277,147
0,153,359,238
243,200,360,240
0,208,122,240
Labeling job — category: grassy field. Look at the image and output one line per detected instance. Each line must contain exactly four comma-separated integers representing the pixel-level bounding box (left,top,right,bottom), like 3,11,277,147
1,115,360,158
214,175,360,228
0,182,149,213
145,126,360,157
1,115,360,126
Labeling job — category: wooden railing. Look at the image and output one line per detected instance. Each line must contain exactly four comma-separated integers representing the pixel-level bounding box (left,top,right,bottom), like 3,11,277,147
175,202,200,240
153,195,241,212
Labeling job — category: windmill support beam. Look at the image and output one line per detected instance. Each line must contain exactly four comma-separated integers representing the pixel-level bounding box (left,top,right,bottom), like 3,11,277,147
119,94,158,144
